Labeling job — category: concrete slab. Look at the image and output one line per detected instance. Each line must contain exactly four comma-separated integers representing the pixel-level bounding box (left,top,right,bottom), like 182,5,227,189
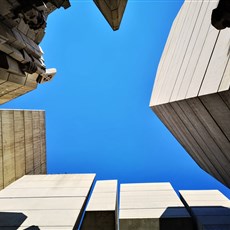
0,187,90,198
180,190,230,230
81,180,118,230
119,183,192,230
0,174,95,229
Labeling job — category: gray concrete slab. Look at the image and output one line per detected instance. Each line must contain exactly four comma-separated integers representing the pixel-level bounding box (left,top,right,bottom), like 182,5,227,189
81,180,118,230
180,190,230,230
0,174,95,229
119,183,192,230
150,0,230,189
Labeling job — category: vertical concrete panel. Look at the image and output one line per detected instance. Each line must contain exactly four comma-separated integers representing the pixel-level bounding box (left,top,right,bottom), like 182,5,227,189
219,58,230,92
152,105,209,174
200,94,230,141
185,2,219,98
0,111,3,190
24,110,34,174
41,163,46,174
187,98,230,164
152,3,182,92
2,110,15,187
158,1,201,104
14,110,26,179
219,90,230,108
176,1,216,100
32,111,41,174
199,29,230,96
171,0,208,101
81,180,118,230
151,1,191,106
39,111,46,174
171,101,229,184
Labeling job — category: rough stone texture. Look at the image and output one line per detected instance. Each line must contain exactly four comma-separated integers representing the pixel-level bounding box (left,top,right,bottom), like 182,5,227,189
81,180,118,230
0,0,70,105
150,0,230,188
93,0,128,30
119,183,193,230
0,109,46,190
180,190,230,230
0,174,95,229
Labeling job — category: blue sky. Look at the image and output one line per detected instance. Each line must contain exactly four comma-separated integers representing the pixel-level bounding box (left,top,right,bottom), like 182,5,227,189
2,0,230,198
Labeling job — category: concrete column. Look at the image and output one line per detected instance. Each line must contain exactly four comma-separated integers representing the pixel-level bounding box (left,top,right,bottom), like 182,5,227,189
81,180,118,230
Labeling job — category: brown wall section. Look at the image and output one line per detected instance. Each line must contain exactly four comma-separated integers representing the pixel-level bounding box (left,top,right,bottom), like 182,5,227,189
0,109,46,190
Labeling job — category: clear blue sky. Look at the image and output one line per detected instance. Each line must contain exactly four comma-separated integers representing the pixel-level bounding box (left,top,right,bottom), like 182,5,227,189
2,0,230,198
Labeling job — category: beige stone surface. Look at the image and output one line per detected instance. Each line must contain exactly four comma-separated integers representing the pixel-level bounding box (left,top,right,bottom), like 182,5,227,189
119,182,192,230
0,110,47,190
81,180,118,230
0,174,96,229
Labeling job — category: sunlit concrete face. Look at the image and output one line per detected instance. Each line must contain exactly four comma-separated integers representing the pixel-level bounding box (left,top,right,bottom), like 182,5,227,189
180,190,230,229
0,174,96,229
0,110,46,190
81,180,118,230
119,183,193,230
150,0,230,188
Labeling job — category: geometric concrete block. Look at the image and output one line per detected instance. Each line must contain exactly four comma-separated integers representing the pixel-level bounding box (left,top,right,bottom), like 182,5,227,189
150,0,230,188
93,0,128,30
81,180,118,230
0,110,47,190
119,183,193,230
0,174,96,229
180,190,230,230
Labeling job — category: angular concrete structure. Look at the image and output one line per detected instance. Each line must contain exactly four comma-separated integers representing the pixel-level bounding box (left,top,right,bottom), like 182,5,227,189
0,174,95,229
81,180,118,230
119,183,193,230
94,0,128,30
180,190,230,229
0,0,70,104
0,109,46,190
150,0,230,188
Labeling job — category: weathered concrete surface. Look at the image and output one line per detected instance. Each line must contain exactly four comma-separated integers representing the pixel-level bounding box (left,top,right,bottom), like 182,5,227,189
180,190,230,230
119,183,193,230
94,0,128,30
150,0,230,188
0,174,95,229
0,0,70,104
0,110,46,191
81,180,118,230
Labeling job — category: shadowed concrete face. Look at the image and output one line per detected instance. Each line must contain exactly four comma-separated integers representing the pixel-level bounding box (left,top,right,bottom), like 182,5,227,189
0,174,95,229
0,212,27,228
119,183,193,230
93,0,128,30
81,180,118,230
180,190,230,230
